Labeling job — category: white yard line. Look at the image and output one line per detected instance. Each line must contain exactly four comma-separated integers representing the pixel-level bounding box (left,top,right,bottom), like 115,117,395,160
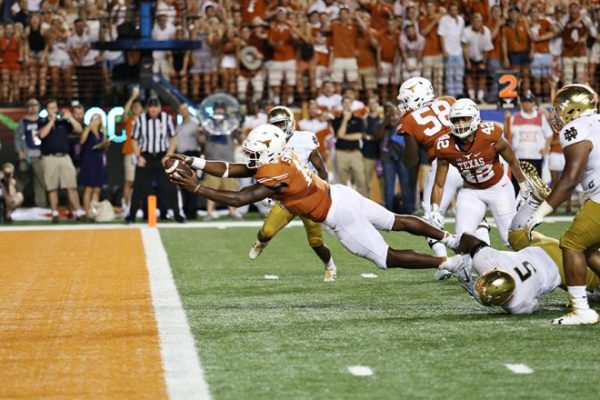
346,365,374,377
0,216,572,232
505,364,534,374
141,228,211,400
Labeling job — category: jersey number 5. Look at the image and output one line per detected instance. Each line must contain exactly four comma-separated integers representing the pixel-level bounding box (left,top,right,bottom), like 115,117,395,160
514,261,537,282
412,100,452,137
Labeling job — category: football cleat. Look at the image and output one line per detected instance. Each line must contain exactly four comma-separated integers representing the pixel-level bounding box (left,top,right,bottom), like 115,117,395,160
552,309,599,325
324,265,337,283
249,240,268,260
434,268,453,281
519,161,551,203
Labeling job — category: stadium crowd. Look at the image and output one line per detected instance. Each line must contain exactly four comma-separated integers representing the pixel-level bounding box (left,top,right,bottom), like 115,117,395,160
1,0,598,222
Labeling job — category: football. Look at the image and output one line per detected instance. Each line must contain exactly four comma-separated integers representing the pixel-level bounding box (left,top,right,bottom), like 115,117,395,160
164,157,194,179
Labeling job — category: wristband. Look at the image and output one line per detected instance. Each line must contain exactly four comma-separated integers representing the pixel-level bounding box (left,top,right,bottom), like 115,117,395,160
518,180,530,193
191,157,206,170
223,162,230,178
534,201,554,219
193,183,201,193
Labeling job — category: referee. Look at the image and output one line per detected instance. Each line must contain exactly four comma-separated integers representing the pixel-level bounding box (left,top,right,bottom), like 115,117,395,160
126,97,184,223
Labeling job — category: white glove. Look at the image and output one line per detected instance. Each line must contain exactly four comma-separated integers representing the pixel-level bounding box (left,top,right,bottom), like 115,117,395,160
428,204,444,229
516,180,532,211
525,201,553,240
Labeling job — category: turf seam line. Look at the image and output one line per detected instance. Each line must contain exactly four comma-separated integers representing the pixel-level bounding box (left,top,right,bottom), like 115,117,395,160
142,227,211,400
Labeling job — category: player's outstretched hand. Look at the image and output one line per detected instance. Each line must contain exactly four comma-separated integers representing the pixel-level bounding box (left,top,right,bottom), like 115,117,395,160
169,168,200,193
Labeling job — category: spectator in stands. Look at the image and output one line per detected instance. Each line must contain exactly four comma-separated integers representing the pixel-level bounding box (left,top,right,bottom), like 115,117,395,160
316,79,341,117
502,7,531,92
308,0,340,20
126,97,183,224
508,91,552,192
190,18,219,101
419,1,444,96
311,11,330,90
68,100,84,170
14,98,46,207
12,0,29,26
403,4,419,28
355,11,379,99
363,96,382,198
0,22,22,103
528,5,555,101
376,18,400,103
296,12,318,100
268,7,298,106
68,19,102,105
241,0,267,24
79,113,108,217
26,14,47,99
329,5,359,91
38,99,85,223
175,103,201,220
486,5,504,103
47,16,73,102
198,102,242,220
0,163,23,222
152,12,176,80
438,3,465,97
237,24,266,102
548,5,566,101
121,89,142,210
332,96,368,197
559,0,596,85
400,23,425,81
169,28,190,97
358,0,393,31
589,7,600,92
220,25,239,95
461,13,493,103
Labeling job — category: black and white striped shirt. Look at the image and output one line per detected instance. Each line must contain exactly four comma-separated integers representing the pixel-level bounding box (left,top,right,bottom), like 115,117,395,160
132,112,176,154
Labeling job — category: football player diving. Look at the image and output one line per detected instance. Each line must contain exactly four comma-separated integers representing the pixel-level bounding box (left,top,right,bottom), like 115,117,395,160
167,124,468,273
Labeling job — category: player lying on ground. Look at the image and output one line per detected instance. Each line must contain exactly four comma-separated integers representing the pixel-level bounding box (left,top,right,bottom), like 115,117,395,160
167,124,466,272
524,84,600,325
248,106,337,282
442,174,600,315
431,98,535,247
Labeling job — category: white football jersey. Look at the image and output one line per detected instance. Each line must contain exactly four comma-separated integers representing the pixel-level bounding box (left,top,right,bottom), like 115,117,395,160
559,113,600,202
473,246,561,315
286,130,319,172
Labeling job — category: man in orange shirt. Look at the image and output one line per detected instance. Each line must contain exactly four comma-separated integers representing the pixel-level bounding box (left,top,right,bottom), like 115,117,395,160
419,1,444,96
329,6,359,91
168,124,468,273
502,7,531,91
241,0,267,24
268,7,299,106
376,18,400,103
559,1,597,85
528,5,557,101
486,5,504,102
355,11,379,99
121,88,143,210
358,0,394,31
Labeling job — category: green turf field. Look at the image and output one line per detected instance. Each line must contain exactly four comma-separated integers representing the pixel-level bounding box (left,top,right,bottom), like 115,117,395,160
161,221,599,400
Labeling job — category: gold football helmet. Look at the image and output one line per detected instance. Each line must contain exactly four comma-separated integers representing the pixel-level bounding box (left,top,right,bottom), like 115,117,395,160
268,106,295,138
552,84,599,128
474,269,516,306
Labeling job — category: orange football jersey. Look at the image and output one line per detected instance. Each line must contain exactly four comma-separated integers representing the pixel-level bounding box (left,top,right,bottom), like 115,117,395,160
435,122,506,189
398,96,456,162
255,150,332,222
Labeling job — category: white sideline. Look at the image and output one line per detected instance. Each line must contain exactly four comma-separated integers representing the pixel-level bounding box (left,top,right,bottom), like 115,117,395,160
141,227,211,400
0,216,573,232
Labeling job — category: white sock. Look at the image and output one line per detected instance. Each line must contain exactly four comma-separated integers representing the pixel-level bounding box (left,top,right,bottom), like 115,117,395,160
51,210,59,216
468,89,475,99
431,241,447,258
477,89,484,101
568,286,590,310
475,226,491,245
326,258,336,270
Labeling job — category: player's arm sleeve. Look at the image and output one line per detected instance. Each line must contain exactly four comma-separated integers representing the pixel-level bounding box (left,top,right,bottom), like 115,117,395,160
559,120,590,148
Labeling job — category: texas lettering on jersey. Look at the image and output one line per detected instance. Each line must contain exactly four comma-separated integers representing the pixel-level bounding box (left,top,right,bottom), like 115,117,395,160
398,96,456,161
255,149,332,222
435,122,506,189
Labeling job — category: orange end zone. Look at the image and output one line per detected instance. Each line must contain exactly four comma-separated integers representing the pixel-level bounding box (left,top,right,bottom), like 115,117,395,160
0,229,168,399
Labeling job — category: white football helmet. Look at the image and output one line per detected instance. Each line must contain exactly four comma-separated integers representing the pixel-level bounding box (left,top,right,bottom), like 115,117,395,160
397,77,435,115
242,124,288,168
449,98,481,139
